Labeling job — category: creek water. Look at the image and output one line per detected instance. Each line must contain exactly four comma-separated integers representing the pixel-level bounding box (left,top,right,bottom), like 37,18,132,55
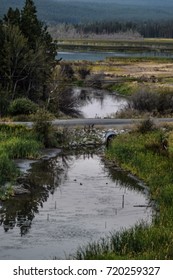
0,149,152,260
74,87,127,118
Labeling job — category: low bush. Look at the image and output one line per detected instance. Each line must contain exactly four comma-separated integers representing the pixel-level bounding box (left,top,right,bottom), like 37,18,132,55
136,118,156,134
8,98,38,116
130,88,173,115
78,67,90,79
32,109,57,147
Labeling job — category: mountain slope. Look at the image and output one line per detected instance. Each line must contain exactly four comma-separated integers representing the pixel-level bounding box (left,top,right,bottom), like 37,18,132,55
1,0,173,23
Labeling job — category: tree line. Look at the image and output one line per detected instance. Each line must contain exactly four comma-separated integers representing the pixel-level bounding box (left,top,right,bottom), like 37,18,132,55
74,20,173,38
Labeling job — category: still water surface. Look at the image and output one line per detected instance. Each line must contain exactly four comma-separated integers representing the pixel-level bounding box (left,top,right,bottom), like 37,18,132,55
74,87,127,118
58,51,173,61
0,151,152,259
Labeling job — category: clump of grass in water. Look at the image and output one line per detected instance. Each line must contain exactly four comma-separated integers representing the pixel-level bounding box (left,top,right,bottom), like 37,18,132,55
0,124,43,196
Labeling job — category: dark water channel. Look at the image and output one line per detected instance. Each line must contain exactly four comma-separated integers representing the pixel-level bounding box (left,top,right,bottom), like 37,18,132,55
0,149,152,260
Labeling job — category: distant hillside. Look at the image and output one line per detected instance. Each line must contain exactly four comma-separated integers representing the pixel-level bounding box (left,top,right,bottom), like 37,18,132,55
1,0,173,24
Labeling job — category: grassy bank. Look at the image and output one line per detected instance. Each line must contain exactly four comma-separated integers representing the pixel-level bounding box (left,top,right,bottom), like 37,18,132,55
0,124,43,199
57,38,173,52
75,125,173,259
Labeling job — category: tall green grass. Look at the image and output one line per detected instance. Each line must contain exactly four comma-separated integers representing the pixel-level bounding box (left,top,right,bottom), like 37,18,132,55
0,124,43,188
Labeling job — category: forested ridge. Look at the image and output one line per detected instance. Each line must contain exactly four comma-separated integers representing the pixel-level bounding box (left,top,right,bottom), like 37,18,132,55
1,0,173,23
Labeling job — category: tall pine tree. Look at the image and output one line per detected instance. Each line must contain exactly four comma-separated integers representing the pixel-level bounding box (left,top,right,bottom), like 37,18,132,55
0,0,57,109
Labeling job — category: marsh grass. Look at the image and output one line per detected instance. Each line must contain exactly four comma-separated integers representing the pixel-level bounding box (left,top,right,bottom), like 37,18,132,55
75,128,173,259
0,124,42,191
75,223,173,260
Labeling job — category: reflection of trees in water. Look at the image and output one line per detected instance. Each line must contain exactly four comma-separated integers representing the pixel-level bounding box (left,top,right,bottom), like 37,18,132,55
101,157,146,194
59,88,83,117
0,154,74,236
75,88,106,107
75,87,118,109
62,146,103,161
0,149,140,237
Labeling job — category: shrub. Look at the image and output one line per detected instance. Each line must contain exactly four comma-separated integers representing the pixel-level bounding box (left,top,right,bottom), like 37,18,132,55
8,98,38,116
78,67,90,79
130,88,173,115
32,109,57,147
85,74,103,88
137,118,156,134
60,63,74,79
130,89,158,112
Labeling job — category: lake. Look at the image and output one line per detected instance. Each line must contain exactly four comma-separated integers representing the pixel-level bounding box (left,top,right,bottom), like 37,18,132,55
58,50,173,61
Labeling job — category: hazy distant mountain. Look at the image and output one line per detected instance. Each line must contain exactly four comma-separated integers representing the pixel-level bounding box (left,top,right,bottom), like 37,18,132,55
1,0,173,23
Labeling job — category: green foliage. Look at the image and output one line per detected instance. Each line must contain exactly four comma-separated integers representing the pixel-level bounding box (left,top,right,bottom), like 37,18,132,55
0,184,14,201
75,223,173,260
8,98,38,116
136,118,156,134
0,152,18,185
130,88,173,114
0,123,42,188
0,0,57,111
0,137,41,159
0,87,10,116
107,82,136,96
32,109,57,147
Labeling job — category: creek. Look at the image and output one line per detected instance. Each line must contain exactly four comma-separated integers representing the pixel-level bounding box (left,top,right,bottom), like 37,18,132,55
0,149,152,260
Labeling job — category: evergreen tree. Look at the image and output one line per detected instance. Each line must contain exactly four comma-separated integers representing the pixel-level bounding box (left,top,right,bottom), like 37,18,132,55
20,0,42,49
3,7,21,26
0,0,57,112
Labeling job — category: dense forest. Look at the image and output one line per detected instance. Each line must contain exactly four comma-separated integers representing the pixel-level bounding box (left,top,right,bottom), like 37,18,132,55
0,0,58,117
1,0,173,24
74,20,173,38
1,1,173,38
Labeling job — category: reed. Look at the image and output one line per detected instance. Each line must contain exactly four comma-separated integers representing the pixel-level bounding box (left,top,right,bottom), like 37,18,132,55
0,124,42,192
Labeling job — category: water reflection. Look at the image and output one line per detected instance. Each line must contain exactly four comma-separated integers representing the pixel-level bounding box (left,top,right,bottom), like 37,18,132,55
0,156,67,237
0,149,152,259
58,51,173,62
74,87,127,118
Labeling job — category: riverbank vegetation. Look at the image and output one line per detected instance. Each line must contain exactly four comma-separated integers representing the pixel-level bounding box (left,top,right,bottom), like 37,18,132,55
0,123,42,199
75,121,173,259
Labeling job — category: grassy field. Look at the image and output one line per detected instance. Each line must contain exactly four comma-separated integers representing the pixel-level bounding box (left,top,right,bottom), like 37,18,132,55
57,38,173,52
